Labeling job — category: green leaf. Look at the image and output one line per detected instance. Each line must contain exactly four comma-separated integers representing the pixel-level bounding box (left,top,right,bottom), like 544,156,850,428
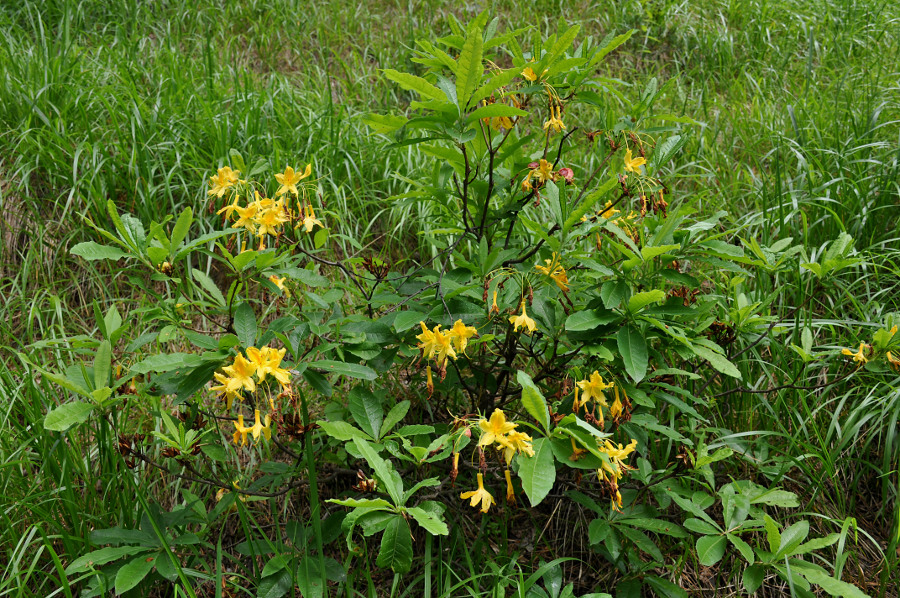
617,325,648,383
349,386,383,440
233,302,257,348
682,518,719,535
314,360,377,381
65,546,150,574
455,27,483,108
407,507,449,536
764,514,781,553
750,489,799,508
381,401,410,437
169,207,192,253
316,420,371,442
564,310,618,331
644,575,689,598
692,344,742,379
793,533,840,555
376,516,413,574
563,175,618,232
465,103,528,124
621,518,688,538
362,113,408,134
383,69,446,102
93,340,111,389
191,268,226,307
257,570,292,598
742,565,764,594
70,242,129,261
354,436,403,505
696,535,727,566
641,244,680,261
588,30,635,68
775,520,809,558
727,533,755,564
627,290,666,313
114,554,156,594
129,353,204,375
44,401,95,431
393,311,426,333
543,24,580,68
518,438,556,506
516,370,550,435
799,567,870,598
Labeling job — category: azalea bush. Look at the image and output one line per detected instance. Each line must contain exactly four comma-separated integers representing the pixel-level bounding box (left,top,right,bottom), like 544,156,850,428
20,13,884,597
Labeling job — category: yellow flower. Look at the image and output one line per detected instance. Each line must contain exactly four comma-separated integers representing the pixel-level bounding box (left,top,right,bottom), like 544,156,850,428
248,409,272,442
500,430,534,464
460,472,494,513
448,319,478,354
217,195,243,220
521,66,537,81
599,438,638,478
232,414,251,446
269,275,290,297
233,201,260,234
509,302,537,334
609,385,625,419
543,105,566,134
210,372,243,410
255,200,290,238
842,343,869,365
599,200,620,220
534,253,569,292
246,346,291,387
532,159,555,185
504,469,516,503
208,166,240,198
478,408,517,447
432,328,458,367
222,354,257,393
490,290,499,315
623,148,647,174
298,202,324,233
426,365,434,396
576,371,613,406
887,351,900,372
274,164,312,197
416,322,438,360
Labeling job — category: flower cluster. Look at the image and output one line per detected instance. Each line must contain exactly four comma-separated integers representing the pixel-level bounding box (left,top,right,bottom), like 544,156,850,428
574,371,631,427
477,409,534,465
520,159,572,193
415,320,478,368
534,252,569,292
208,166,241,198
597,438,638,509
842,325,900,370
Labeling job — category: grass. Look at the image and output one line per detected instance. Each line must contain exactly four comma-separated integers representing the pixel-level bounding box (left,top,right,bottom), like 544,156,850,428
1,0,898,595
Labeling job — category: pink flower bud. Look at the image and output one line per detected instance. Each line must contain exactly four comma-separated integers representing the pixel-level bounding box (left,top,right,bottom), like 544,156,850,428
558,167,574,184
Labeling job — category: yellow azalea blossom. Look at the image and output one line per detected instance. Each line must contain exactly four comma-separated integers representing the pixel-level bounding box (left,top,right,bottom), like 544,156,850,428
623,148,647,174
521,176,533,193
842,343,869,365
222,354,257,393
599,200,620,220
448,319,478,354
543,105,566,134
208,166,240,198
509,301,537,334
255,201,290,238
487,115,514,131
232,414,251,446
521,66,537,81
504,469,516,503
432,327,458,366
478,408,517,447
246,346,291,387
609,385,625,419
535,254,569,292
460,472,494,513
887,351,900,371
274,164,311,197
299,202,324,233
233,202,260,234
501,430,534,464
210,372,242,410
416,322,438,360
599,438,638,477
490,290,500,315
532,159,555,185
248,409,272,442
577,371,613,406
217,195,242,220
269,274,290,297
426,365,434,396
